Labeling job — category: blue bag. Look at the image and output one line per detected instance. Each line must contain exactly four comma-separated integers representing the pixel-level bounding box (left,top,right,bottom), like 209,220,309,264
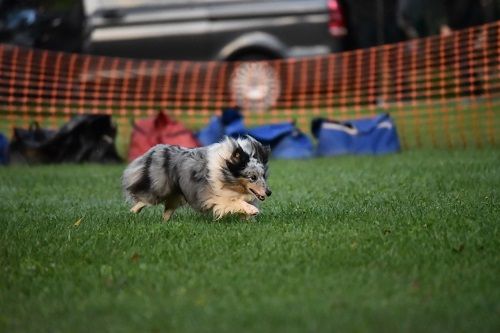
271,130,314,159
248,122,314,159
312,113,401,156
197,116,224,146
0,133,8,165
197,107,246,145
197,107,314,159
247,122,295,144
221,107,246,138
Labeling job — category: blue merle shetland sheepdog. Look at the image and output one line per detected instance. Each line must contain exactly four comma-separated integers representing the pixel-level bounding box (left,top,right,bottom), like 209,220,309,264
122,136,272,221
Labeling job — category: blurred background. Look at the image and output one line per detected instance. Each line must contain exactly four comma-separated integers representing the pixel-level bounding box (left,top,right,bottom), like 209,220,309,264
1,0,499,61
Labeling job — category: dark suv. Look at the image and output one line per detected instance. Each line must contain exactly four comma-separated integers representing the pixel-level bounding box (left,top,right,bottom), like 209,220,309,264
83,0,347,60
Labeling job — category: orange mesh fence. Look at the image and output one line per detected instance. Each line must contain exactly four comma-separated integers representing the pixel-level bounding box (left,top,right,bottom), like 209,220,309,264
1,21,499,153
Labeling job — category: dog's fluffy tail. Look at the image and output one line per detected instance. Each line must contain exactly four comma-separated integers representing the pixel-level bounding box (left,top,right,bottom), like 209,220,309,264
121,154,148,203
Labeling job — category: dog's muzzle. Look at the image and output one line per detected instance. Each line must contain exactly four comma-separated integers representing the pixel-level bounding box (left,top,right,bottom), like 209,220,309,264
250,188,271,201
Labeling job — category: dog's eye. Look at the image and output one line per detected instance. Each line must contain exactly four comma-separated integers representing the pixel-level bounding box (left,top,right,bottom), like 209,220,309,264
249,175,257,182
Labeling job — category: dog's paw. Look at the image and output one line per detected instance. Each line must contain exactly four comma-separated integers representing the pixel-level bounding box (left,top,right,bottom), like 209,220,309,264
130,202,146,214
244,204,260,216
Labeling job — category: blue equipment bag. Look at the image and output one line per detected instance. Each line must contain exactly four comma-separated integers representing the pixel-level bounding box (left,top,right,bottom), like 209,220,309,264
271,130,315,159
248,123,314,159
197,107,246,146
221,107,246,138
247,122,295,144
312,113,401,156
196,115,225,146
0,133,8,165
197,107,314,159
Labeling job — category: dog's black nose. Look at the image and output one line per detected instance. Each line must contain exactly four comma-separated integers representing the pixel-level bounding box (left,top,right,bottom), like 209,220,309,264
266,189,272,197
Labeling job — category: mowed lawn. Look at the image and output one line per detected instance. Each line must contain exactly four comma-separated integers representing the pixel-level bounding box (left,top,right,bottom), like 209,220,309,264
0,150,499,333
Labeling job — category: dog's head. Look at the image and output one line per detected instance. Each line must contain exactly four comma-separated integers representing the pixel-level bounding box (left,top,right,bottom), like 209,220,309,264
223,136,272,201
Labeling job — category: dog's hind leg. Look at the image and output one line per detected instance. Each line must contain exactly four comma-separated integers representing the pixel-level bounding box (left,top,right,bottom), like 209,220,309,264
163,195,184,222
130,202,147,214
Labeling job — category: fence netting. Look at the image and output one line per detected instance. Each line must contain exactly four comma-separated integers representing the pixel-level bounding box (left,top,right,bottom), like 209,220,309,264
1,21,499,151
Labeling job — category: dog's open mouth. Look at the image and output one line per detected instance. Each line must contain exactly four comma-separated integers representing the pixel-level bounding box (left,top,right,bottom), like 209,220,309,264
249,189,266,201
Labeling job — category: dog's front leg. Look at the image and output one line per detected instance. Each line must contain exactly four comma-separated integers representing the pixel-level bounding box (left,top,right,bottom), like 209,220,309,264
239,201,260,217
212,199,259,219
130,202,147,214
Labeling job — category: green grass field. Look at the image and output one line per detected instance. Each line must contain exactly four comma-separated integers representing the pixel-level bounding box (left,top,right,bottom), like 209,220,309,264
1,150,499,333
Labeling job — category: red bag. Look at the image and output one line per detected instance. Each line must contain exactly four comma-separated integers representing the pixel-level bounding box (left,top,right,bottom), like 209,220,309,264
128,112,200,161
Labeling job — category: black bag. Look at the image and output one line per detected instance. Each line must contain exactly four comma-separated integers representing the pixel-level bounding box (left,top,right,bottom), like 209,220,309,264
9,115,122,164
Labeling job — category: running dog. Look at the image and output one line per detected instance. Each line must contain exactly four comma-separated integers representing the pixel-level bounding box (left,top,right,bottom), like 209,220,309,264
122,136,272,221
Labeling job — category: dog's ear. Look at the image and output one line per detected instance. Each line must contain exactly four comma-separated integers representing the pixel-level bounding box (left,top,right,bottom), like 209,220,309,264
246,135,270,164
261,145,271,164
255,142,271,164
226,145,250,176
